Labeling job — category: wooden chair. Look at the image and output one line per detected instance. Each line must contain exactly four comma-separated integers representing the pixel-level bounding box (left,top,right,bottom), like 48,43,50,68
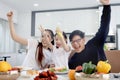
105,50,120,73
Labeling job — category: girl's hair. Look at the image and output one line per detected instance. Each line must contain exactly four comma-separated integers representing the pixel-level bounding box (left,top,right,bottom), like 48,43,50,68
35,29,54,68
35,42,43,67
45,29,54,45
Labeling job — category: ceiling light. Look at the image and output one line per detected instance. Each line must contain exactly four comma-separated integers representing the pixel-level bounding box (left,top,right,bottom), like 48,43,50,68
33,3,39,7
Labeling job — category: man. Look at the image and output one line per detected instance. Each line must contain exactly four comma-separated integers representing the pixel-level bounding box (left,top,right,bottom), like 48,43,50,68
69,0,111,69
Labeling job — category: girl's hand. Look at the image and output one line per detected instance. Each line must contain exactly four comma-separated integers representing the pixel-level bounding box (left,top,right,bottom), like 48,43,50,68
56,27,63,39
56,27,61,33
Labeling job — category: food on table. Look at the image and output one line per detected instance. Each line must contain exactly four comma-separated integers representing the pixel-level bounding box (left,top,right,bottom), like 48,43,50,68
0,61,12,72
96,60,111,74
75,65,82,72
26,70,39,75
10,67,22,72
68,69,76,80
82,61,96,74
75,61,111,80
49,67,67,72
34,70,57,80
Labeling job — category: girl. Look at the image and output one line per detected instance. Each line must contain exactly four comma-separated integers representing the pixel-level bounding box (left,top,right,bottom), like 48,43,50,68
52,27,71,69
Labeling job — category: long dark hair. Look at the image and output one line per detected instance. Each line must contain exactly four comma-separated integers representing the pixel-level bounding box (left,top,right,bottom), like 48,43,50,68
45,29,54,45
36,42,43,67
35,29,54,68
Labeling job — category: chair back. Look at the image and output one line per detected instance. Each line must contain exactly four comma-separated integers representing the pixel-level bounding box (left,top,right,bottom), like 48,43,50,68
105,50,120,73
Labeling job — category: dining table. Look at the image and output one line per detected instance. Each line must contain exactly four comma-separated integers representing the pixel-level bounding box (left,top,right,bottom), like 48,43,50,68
0,73,69,80
0,72,120,80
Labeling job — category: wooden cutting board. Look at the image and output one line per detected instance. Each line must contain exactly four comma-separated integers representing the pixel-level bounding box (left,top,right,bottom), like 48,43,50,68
0,74,20,80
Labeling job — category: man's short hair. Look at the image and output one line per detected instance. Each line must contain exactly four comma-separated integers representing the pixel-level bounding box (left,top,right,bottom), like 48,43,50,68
69,30,85,42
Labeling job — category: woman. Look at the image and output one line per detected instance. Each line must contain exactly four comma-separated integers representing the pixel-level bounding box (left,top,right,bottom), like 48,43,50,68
68,0,111,69
7,12,54,69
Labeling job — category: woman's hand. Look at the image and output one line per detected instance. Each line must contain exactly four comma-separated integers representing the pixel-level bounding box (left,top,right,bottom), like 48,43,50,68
100,0,110,5
39,25,45,33
7,11,13,22
39,25,48,38
6,11,28,45
39,25,48,40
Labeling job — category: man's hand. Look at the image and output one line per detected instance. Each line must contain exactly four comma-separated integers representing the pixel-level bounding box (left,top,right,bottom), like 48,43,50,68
100,0,110,5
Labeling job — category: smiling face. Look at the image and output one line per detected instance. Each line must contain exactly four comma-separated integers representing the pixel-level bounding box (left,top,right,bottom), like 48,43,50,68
41,31,53,47
55,32,67,48
55,35,62,48
71,35,85,52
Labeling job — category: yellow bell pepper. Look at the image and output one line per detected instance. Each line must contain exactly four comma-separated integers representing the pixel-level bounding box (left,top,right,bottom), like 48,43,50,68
96,60,111,74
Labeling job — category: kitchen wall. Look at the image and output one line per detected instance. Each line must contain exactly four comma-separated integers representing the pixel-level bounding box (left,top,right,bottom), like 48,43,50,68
17,13,31,39
99,5,120,35
0,2,18,23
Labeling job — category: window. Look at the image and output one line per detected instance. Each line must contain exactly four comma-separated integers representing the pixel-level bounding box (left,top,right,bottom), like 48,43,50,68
0,18,16,53
31,7,99,37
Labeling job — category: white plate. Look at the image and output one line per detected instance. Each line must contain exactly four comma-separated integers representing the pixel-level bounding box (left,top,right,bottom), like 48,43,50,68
57,75,69,80
55,70,68,75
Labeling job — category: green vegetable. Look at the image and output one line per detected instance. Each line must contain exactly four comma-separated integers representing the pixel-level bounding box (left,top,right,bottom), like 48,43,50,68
60,67,67,72
49,68,55,72
82,61,96,74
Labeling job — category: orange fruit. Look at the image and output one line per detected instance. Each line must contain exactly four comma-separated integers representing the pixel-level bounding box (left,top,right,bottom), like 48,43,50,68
68,69,75,80
0,61,12,72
